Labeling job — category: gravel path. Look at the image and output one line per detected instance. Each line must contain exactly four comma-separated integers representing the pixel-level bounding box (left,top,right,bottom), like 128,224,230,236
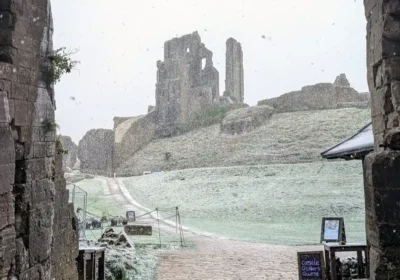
105,177,322,280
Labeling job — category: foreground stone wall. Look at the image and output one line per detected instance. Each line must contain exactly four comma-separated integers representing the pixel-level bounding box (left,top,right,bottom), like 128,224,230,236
0,0,78,279
258,74,370,112
78,129,114,176
364,1,400,279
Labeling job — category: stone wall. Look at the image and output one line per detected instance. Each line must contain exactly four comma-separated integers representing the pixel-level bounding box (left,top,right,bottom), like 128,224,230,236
224,38,244,103
364,1,400,279
113,111,158,171
0,0,78,279
258,74,370,112
78,129,114,176
221,105,274,135
60,135,78,171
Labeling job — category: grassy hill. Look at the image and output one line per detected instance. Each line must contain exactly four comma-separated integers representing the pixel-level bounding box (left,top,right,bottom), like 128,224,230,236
122,161,366,245
117,107,370,176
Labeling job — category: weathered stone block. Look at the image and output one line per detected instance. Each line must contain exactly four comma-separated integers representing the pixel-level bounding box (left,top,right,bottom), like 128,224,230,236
383,16,400,41
12,82,29,100
17,125,30,143
0,79,11,96
29,210,53,265
23,140,34,160
391,81,400,111
14,238,29,275
370,151,400,189
0,91,10,123
383,57,400,84
28,86,42,102
19,265,41,280
17,66,34,85
31,179,55,205
0,193,14,230
374,132,385,152
8,98,14,120
25,158,50,181
0,29,13,47
46,142,55,157
370,245,400,278
384,0,400,15
372,114,386,136
0,226,16,277
0,62,17,82
14,99,30,126
33,141,46,158
384,127,400,149
0,163,14,194
387,111,400,129
0,124,14,165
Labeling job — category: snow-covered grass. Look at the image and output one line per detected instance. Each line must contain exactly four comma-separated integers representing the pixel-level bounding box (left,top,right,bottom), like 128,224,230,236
68,179,126,217
70,179,188,249
71,180,158,280
122,161,366,245
117,108,370,176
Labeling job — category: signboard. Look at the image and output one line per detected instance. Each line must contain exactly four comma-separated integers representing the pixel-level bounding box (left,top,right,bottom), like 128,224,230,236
126,211,136,222
297,251,325,280
320,217,346,244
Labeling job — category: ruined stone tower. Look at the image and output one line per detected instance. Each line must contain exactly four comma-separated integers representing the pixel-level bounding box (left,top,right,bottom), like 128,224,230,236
0,1,78,279
155,32,220,136
224,38,244,103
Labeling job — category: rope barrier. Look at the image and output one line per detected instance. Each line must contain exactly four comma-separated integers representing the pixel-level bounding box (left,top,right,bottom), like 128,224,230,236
76,204,187,248
135,209,158,219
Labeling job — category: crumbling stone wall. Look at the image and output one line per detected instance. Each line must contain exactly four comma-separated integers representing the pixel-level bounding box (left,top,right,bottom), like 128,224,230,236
78,129,114,176
258,74,370,112
155,32,220,137
221,105,274,135
113,111,157,171
224,38,244,103
0,0,78,279
364,1,400,279
60,135,78,171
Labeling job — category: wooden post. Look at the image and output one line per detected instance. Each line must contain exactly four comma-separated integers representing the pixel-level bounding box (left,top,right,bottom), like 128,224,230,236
157,208,162,248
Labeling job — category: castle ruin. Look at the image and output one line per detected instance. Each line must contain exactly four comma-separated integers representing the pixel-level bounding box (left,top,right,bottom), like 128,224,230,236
111,32,245,171
155,32,244,137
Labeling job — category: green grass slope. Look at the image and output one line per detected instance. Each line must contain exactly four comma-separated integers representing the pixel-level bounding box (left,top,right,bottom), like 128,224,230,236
117,108,370,176
122,161,366,245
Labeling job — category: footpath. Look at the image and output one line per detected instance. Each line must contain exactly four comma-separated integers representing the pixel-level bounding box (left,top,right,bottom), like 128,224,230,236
105,178,321,280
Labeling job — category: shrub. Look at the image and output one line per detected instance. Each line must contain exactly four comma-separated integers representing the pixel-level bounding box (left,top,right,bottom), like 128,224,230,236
56,135,69,155
43,47,79,85
43,119,59,133
190,105,230,128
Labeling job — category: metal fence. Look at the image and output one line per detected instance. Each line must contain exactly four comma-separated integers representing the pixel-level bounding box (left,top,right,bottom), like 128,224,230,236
67,183,88,240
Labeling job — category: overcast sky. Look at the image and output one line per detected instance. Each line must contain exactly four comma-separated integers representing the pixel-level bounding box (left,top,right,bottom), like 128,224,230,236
52,0,368,143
